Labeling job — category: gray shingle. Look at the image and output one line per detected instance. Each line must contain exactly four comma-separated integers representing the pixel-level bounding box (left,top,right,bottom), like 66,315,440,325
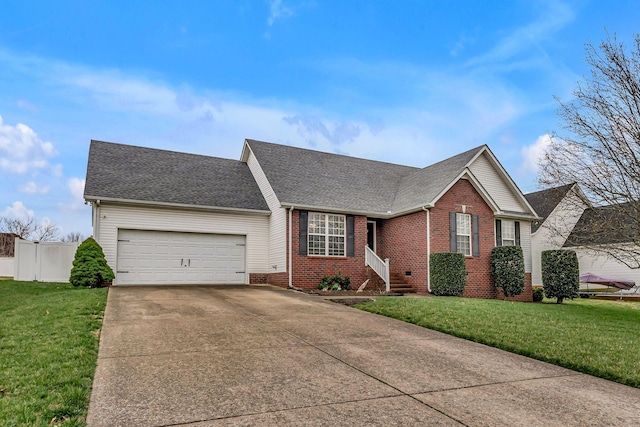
525,184,575,232
391,146,485,213
246,140,484,215
246,139,417,215
565,202,640,247
84,140,269,211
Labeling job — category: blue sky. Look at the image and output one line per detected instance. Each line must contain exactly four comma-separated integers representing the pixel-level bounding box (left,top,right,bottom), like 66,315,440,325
0,0,638,238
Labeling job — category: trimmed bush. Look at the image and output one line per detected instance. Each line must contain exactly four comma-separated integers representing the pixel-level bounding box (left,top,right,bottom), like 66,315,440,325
541,249,579,304
532,287,544,302
69,238,114,288
490,246,525,298
317,273,351,291
430,252,466,296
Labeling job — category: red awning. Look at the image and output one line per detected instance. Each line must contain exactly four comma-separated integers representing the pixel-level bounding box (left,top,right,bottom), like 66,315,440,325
579,273,636,290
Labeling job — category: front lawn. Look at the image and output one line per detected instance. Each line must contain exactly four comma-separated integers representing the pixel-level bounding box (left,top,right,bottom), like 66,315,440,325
0,280,108,426
357,297,640,388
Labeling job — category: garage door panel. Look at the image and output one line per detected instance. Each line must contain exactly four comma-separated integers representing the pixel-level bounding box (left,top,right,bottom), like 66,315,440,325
117,230,246,285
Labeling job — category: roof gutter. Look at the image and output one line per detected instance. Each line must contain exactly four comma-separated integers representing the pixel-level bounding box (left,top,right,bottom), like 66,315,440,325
280,202,434,219
83,196,272,216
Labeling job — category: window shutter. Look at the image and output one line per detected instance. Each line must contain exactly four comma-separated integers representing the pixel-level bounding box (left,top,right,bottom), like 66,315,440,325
472,215,480,256
299,210,308,255
346,215,355,257
515,221,521,246
449,212,457,252
495,219,502,247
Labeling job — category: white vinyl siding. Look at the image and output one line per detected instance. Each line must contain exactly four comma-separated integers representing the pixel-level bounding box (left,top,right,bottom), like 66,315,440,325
245,149,286,272
456,213,471,256
469,153,528,213
573,245,640,288
530,189,587,285
308,213,346,256
95,203,269,285
520,220,532,273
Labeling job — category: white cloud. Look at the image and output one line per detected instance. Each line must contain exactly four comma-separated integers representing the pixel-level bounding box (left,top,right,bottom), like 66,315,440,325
267,0,293,26
63,177,87,212
521,134,552,173
1,201,34,219
19,181,50,194
0,115,58,174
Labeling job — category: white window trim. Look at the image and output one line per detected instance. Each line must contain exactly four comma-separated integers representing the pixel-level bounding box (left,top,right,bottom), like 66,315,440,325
501,220,516,246
308,212,347,257
456,213,472,256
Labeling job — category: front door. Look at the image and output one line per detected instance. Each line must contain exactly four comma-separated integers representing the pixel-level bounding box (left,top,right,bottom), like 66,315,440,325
367,221,376,252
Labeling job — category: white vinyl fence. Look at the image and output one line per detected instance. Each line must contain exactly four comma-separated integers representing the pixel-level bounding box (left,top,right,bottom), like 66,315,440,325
0,257,13,277
14,240,79,282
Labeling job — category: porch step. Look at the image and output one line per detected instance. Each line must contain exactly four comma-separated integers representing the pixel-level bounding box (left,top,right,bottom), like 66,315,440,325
389,283,417,293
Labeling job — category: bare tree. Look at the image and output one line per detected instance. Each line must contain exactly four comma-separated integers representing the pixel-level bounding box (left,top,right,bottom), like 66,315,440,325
540,32,640,267
62,231,84,242
0,216,60,241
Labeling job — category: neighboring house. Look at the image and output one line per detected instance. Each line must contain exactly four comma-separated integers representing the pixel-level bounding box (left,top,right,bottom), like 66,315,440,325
525,184,640,286
84,139,539,300
525,184,590,286
565,202,640,286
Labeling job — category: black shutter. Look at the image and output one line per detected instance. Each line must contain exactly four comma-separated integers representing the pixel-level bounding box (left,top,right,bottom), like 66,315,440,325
495,219,502,247
472,215,480,256
449,212,457,252
299,210,308,255
346,215,355,257
515,221,521,246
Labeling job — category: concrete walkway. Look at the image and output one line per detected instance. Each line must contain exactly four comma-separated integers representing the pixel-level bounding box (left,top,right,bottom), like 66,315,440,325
87,285,640,426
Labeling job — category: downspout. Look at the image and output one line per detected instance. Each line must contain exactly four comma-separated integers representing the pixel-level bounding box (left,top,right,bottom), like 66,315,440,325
94,200,101,241
423,206,431,293
288,206,294,289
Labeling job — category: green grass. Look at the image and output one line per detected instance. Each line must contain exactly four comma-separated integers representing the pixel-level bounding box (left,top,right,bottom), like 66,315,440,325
357,296,640,388
0,280,108,426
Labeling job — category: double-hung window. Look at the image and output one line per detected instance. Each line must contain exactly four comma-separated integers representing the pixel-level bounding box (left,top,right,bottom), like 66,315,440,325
496,219,520,246
308,213,346,256
501,220,516,246
456,213,472,256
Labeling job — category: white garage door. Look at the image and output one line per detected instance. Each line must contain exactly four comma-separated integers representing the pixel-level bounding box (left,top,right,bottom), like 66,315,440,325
116,229,246,285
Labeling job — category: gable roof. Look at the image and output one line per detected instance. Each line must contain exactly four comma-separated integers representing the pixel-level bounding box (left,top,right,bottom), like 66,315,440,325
565,202,640,247
390,146,485,213
245,139,534,218
84,140,269,212
525,183,576,233
244,139,417,215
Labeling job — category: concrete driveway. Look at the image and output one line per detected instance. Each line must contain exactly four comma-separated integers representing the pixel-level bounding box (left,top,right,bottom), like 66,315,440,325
88,285,640,426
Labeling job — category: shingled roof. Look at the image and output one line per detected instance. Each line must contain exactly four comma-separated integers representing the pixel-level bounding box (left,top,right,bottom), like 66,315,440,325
245,139,417,215
245,139,487,216
525,183,576,233
565,202,640,247
391,146,485,213
84,140,269,211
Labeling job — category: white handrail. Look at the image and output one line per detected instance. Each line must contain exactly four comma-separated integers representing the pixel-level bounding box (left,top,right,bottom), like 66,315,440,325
365,245,390,292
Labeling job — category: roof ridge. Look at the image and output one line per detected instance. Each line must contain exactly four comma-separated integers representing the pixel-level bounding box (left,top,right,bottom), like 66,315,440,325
245,139,420,171
91,139,238,162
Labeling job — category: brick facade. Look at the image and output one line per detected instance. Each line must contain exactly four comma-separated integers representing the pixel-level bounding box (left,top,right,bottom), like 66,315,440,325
376,211,429,292
289,210,368,290
270,180,532,301
429,178,532,301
